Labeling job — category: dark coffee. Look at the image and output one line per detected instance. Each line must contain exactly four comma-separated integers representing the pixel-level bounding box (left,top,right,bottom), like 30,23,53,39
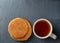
35,20,50,37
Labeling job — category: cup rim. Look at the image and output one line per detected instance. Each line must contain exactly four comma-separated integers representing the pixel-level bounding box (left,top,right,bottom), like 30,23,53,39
33,18,53,39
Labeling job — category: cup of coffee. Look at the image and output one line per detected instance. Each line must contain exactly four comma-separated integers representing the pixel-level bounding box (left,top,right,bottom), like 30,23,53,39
33,18,57,39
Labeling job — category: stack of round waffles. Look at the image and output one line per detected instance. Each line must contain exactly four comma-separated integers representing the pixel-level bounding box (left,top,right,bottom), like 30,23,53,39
8,18,32,41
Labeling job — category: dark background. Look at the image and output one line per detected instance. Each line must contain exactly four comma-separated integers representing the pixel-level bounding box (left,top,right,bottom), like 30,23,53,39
0,0,60,43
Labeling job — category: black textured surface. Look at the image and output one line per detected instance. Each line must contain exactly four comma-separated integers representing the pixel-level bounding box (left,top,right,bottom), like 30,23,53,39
0,0,60,43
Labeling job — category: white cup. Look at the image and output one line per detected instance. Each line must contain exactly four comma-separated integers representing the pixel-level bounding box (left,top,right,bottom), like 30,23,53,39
33,18,57,39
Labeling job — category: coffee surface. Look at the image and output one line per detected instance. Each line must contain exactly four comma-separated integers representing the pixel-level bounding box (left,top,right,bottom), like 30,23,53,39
35,20,50,37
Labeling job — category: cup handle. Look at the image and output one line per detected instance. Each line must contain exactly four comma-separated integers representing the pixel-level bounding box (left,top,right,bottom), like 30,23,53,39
50,33,57,40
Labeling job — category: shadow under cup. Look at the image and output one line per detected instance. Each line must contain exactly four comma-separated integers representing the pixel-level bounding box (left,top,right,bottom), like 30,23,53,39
33,19,53,39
